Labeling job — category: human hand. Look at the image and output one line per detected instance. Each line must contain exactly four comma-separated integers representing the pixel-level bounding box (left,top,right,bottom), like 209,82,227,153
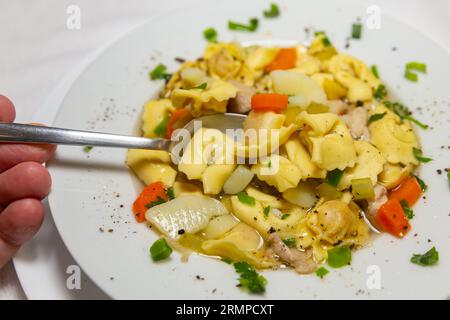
0,95,56,268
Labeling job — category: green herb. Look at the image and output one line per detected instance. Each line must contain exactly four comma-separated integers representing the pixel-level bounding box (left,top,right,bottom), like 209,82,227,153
314,31,325,36
405,69,418,82
322,36,332,47
237,191,256,206
83,146,93,153
268,160,272,168
167,187,175,200
326,169,344,187
153,116,169,136
413,147,432,163
383,100,410,118
447,170,450,189
145,196,167,209
222,257,233,264
150,238,173,261
412,174,428,192
263,206,271,218
411,247,439,266
367,112,387,125
282,237,296,248
327,246,352,268
406,62,427,73
263,3,280,18
281,213,290,220
374,84,387,100
400,199,414,219
228,18,259,32
351,23,362,39
150,63,172,81
203,27,218,42
315,267,329,279
192,82,207,90
403,115,429,129
371,65,379,78
234,261,267,294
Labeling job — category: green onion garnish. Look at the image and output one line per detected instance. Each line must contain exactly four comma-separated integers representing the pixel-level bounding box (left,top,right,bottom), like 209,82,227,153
237,191,256,206
228,18,259,32
263,3,280,18
371,65,379,78
382,100,427,130
413,147,432,163
153,116,169,136
412,174,427,192
167,187,175,200
281,213,290,220
203,27,218,43
405,69,418,82
150,63,172,81
374,84,387,100
400,199,414,219
282,237,296,248
327,246,352,268
367,112,386,125
447,170,450,189
315,267,329,279
351,23,362,39
234,261,267,294
322,36,332,47
145,196,167,209
406,62,427,73
263,206,271,218
326,169,344,187
403,115,428,129
83,146,93,153
410,247,439,266
150,238,173,261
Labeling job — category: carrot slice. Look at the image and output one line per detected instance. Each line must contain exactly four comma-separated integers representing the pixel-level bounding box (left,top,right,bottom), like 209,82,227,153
389,176,422,206
165,108,192,139
132,182,168,223
375,198,411,237
266,48,297,72
251,93,288,112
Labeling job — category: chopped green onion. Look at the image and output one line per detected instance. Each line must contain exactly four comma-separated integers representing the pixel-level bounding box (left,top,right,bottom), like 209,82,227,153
413,147,432,163
400,199,414,219
281,213,290,220
167,187,175,200
316,183,342,200
374,84,387,100
404,115,428,129
263,206,270,218
150,63,172,81
314,31,325,36
83,146,93,153
326,169,344,187
192,82,207,90
203,27,218,43
382,101,427,130
447,170,450,189
406,62,427,73
307,102,329,114
237,191,256,206
412,174,428,192
315,267,329,279
282,237,296,248
150,238,173,261
410,247,439,266
228,18,259,32
327,246,352,268
405,69,418,82
322,36,332,47
351,178,375,200
371,65,379,78
234,261,267,294
153,116,169,136
368,112,386,125
263,3,280,18
351,23,362,39
145,196,167,209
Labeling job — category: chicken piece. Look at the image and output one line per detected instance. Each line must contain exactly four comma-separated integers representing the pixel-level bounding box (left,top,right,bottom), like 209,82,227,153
367,184,388,216
326,99,348,115
341,107,370,141
227,80,256,114
268,233,317,274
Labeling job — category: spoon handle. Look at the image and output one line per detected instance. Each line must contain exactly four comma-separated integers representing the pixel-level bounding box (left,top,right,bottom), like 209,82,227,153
0,123,171,151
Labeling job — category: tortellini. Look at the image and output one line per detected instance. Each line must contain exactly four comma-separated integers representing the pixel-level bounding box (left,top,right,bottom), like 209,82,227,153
141,99,174,138
204,42,244,79
244,46,280,71
378,162,414,189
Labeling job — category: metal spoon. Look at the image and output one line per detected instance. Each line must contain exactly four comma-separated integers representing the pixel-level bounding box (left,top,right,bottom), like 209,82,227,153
0,113,246,150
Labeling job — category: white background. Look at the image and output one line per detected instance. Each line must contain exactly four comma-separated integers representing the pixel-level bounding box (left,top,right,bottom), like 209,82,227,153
0,0,449,299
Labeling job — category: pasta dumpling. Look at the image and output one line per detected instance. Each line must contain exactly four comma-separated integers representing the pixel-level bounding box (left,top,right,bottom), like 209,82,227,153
141,99,174,138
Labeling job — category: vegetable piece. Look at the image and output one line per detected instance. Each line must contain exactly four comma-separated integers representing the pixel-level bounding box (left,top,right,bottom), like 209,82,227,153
266,48,297,72
375,198,410,237
153,116,169,137
327,246,352,268
237,191,256,207
202,215,239,240
203,27,217,42
351,178,375,200
228,18,259,32
405,69,418,82
400,199,414,219
150,238,173,261
371,65,379,78
167,187,175,200
316,183,342,200
382,101,428,129
263,206,270,218
282,237,296,248
133,182,168,223
447,170,450,189
373,84,387,100
83,146,93,153
389,176,422,206
165,108,192,139
150,63,171,81
406,62,427,73
263,3,280,18
281,213,290,220
223,165,255,194
411,247,439,266
326,169,344,187
412,147,432,163
234,261,267,294
412,174,427,192
351,23,362,39
367,112,386,125
282,182,318,209
403,115,428,129
251,93,288,112
315,267,329,279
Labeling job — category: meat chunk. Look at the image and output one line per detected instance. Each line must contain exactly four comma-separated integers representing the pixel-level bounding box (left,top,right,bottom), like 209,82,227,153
268,233,317,274
326,99,348,115
342,107,370,141
227,80,255,114
367,184,388,217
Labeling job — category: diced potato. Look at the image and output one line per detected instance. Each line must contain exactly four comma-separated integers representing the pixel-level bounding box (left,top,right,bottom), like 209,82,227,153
201,215,240,239
202,164,236,195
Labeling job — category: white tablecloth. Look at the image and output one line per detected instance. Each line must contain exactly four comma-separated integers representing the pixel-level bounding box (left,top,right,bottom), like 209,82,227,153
0,0,449,299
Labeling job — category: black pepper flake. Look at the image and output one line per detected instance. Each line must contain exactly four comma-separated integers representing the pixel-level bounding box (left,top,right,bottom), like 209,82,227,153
175,57,186,63
437,169,442,175
195,275,205,280
356,100,363,107
108,229,114,233
178,229,186,235
268,227,276,234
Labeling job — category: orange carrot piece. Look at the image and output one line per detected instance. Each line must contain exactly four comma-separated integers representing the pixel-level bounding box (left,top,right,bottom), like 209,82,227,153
375,198,411,237
132,182,168,223
389,177,422,206
251,93,288,112
266,48,297,72
165,108,192,139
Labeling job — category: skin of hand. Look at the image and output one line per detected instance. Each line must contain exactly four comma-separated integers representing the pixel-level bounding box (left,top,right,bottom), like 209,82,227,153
0,95,56,269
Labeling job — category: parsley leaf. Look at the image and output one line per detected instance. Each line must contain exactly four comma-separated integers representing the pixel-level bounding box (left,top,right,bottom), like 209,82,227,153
327,246,352,268
150,64,172,81
145,196,167,209
83,146,94,153
351,23,362,39
412,174,428,192
263,3,280,18
228,18,259,32
413,147,432,163
315,267,329,279
234,261,267,294
281,213,290,220
371,65,379,78
263,206,271,218
368,112,387,125
282,237,296,248
237,192,256,206
374,84,387,100
400,199,414,219
153,116,169,136
447,170,450,189
403,115,429,129
411,247,439,266
167,187,175,200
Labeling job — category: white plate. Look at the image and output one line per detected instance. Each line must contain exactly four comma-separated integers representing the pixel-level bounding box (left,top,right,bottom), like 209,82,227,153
48,0,450,299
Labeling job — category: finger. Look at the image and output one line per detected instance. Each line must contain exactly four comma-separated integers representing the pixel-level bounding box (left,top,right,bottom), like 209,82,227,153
0,95,16,123
0,162,51,206
0,143,56,173
0,198,45,268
